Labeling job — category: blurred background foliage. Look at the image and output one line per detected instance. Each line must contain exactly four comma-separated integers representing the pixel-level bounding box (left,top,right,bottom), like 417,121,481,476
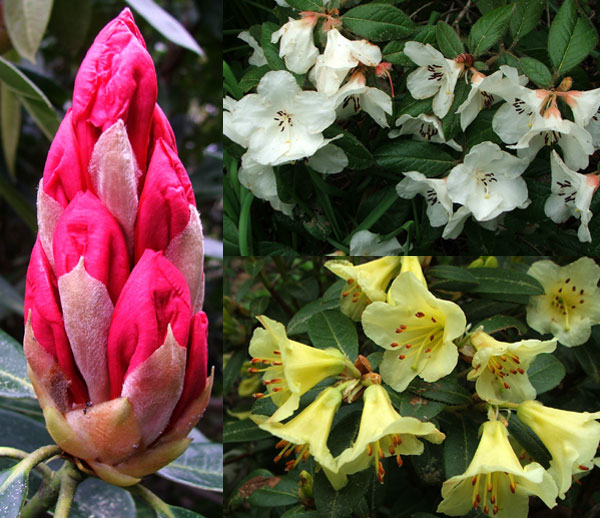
0,0,222,514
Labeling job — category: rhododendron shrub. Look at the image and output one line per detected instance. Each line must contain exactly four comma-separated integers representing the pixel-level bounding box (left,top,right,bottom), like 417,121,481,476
224,0,600,255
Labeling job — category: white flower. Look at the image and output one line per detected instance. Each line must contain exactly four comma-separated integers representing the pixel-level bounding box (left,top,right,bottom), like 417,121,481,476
564,88,600,148
442,206,472,240
271,15,319,74
223,70,336,166
545,151,600,243
306,143,348,174
349,230,405,255
239,154,295,216
492,86,546,145
446,141,530,222
332,72,392,127
311,28,382,96
238,31,268,67
389,113,462,151
397,171,454,228
404,42,464,118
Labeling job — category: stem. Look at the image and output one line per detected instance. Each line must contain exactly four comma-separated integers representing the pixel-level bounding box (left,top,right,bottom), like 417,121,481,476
0,447,55,480
128,484,172,515
259,271,295,317
238,190,254,256
53,462,84,518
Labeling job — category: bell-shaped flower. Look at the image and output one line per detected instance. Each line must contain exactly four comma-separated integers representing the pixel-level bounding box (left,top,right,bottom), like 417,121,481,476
362,271,466,392
446,141,530,222
238,31,268,66
23,9,210,487
544,151,600,243
526,258,600,347
224,70,336,166
404,42,464,118
271,14,319,74
258,386,342,484
437,420,558,518
311,28,382,96
248,315,352,422
467,330,557,404
564,87,600,129
324,257,402,321
348,230,405,256
336,384,444,484
517,400,600,498
332,71,392,128
389,113,462,150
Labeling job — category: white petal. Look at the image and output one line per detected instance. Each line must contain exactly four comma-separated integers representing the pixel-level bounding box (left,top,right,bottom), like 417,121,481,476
349,230,404,256
403,42,445,67
406,66,442,100
307,144,348,174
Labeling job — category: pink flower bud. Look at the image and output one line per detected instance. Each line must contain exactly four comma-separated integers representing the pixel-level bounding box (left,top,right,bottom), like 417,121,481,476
23,8,209,487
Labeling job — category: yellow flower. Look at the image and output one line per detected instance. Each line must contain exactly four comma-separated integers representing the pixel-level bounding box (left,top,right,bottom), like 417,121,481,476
467,330,557,404
259,387,342,486
437,420,557,518
400,255,427,287
336,384,444,484
362,271,466,391
517,400,600,498
526,258,600,347
249,315,352,422
324,257,402,320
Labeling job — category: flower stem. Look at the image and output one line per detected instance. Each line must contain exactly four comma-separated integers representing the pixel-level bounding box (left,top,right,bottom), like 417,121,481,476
54,461,84,518
239,189,254,255
128,484,172,515
0,447,54,480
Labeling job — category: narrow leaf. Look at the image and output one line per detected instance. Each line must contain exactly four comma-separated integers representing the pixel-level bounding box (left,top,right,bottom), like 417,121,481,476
441,414,479,478
342,4,415,42
0,330,34,399
428,265,479,291
287,297,340,335
473,315,528,335
467,268,544,296
125,0,205,57
223,419,271,443
0,83,21,181
375,140,456,177
4,0,53,63
468,5,514,56
0,466,27,518
248,476,299,506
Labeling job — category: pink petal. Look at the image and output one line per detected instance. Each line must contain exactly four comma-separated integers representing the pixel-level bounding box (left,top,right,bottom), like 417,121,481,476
52,191,129,305
24,240,87,404
106,250,191,398
146,104,177,172
134,139,196,262
71,8,157,172
36,179,63,270
169,311,208,425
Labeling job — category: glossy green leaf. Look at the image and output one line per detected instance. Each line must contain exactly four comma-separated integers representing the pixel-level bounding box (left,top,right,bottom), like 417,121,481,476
507,413,551,468
382,40,413,66
468,5,513,56
323,126,374,170
0,408,52,451
436,21,464,58
428,265,479,291
286,0,323,10
467,268,544,296
509,0,545,42
248,476,299,507
281,505,319,517
342,4,415,42
4,0,53,63
168,507,206,518
0,330,34,399
386,385,445,421
441,414,479,478
441,79,470,142
307,310,358,360
574,337,600,384
223,419,271,443
287,297,340,335
313,469,371,518
71,478,136,518
0,464,27,518
520,56,553,88
261,22,285,71
547,0,598,74
158,430,222,492
375,140,456,177
473,315,527,335
125,0,205,57
0,83,21,181
407,376,471,405
528,353,565,395
239,65,270,93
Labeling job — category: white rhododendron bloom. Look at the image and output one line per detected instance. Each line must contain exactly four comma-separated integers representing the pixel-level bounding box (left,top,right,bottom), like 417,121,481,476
446,141,530,222
492,86,546,144
565,88,600,148
271,15,319,74
404,42,464,118
306,143,348,174
545,151,600,243
239,154,295,216
333,72,392,127
389,113,462,151
349,230,405,256
223,70,336,166
237,31,268,67
312,28,382,96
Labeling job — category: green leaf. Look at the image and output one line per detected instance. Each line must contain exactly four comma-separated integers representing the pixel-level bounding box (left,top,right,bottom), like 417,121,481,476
4,0,53,63
158,430,222,492
528,353,565,395
0,56,59,140
323,126,373,170
0,408,52,451
307,310,358,361
509,0,545,42
407,375,471,405
468,5,514,56
382,40,413,66
428,265,479,291
342,4,415,42
261,22,286,70
394,95,433,117
0,276,24,317
168,507,205,518
441,79,470,142
282,505,320,517
520,56,553,88
436,21,464,58
441,414,479,478
507,413,551,468
224,350,246,394
0,83,20,181
0,329,34,399
223,61,243,101
239,65,270,93
125,0,205,57
375,140,456,177
248,476,299,507
386,386,445,421
547,0,598,74
286,0,323,10
223,419,270,443
313,470,371,518
574,338,600,384
0,464,27,518
287,298,340,335
467,268,544,296
473,315,528,335
71,478,136,518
